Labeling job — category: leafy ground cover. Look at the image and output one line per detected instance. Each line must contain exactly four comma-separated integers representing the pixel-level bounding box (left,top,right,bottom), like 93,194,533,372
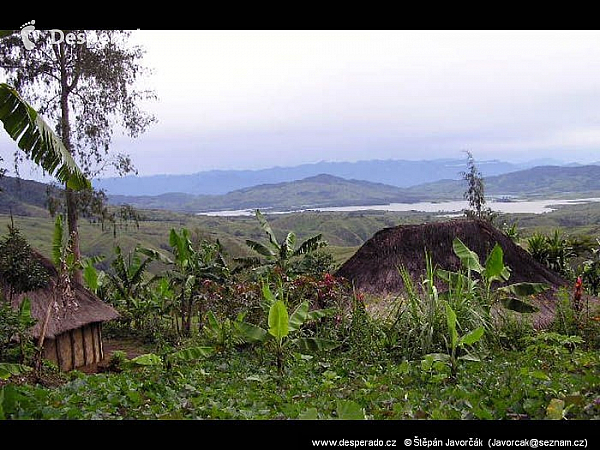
2,341,599,420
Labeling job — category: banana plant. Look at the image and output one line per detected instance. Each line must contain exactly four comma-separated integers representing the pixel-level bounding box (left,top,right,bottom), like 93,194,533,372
439,238,548,314
237,283,338,374
242,209,327,275
167,228,230,337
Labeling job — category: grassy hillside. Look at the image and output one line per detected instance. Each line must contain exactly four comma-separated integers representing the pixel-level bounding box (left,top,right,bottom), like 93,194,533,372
0,209,433,271
109,174,424,213
0,176,57,216
407,165,600,200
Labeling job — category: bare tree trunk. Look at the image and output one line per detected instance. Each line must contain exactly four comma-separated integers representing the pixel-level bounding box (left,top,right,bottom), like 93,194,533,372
58,42,83,285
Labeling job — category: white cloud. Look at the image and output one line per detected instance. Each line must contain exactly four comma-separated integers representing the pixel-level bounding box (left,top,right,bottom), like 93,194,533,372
4,29,600,177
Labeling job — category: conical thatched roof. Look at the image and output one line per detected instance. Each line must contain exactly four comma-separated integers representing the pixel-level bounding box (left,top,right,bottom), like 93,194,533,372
336,219,570,325
3,251,119,339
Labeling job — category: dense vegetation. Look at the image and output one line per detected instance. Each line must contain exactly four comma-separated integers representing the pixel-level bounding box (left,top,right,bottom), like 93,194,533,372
1,208,599,422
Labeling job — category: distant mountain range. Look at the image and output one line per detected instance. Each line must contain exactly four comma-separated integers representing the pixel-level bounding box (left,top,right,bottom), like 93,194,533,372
4,162,600,217
107,165,600,214
94,157,575,197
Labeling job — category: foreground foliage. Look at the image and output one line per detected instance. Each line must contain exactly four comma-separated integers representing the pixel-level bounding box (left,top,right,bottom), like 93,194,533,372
2,217,600,421
1,344,598,420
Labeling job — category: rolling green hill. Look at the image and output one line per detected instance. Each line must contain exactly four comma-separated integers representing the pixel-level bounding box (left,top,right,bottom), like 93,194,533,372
109,174,424,213
0,176,57,216
407,165,600,199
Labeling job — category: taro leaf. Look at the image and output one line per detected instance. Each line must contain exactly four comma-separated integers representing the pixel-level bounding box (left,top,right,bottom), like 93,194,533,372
501,297,539,313
546,398,565,420
336,400,366,420
0,363,31,380
299,407,319,420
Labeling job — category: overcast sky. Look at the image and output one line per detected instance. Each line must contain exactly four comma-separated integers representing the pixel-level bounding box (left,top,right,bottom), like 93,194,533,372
3,29,600,180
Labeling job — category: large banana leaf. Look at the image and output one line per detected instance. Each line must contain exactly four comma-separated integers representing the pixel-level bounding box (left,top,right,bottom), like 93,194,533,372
288,301,309,332
500,297,539,313
0,83,90,190
484,243,511,282
255,209,279,247
52,215,65,267
268,300,289,342
452,238,483,274
235,321,268,343
498,282,549,297
245,239,276,258
293,234,326,256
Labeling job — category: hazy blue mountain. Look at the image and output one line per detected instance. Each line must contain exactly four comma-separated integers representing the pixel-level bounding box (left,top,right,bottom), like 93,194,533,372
94,158,523,196
109,165,600,213
109,174,423,212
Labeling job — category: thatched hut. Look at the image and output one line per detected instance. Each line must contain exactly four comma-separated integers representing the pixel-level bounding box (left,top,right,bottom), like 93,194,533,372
3,251,119,372
336,219,570,327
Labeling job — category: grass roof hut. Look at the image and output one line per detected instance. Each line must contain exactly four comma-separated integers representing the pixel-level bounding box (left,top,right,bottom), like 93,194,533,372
336,219,570,327
2,250,119,372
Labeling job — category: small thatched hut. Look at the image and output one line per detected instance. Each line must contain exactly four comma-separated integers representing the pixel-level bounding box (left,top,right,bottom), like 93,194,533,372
3,251,119,372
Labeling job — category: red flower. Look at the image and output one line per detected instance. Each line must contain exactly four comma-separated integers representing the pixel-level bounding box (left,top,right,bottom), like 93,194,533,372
573,276,583,312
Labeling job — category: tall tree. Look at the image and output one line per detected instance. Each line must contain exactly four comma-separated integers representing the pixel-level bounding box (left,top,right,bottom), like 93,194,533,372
460,151,494,221
0,29,155,282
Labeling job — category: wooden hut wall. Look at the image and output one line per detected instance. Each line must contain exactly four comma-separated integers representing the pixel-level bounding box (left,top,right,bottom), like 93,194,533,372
40,322,104,371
